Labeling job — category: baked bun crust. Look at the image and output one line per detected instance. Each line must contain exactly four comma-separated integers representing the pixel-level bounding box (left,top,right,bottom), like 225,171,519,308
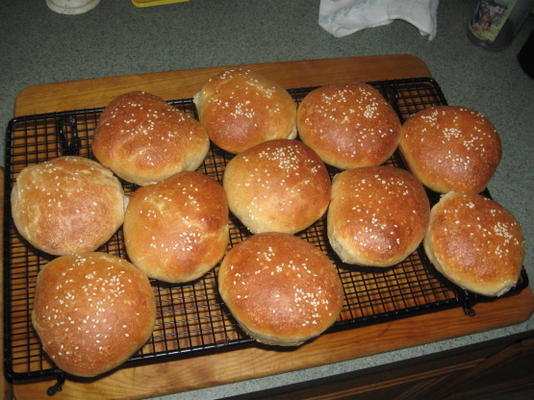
193,68,297,154
223,139,331,234
328,166,430,267
399,106,502,193
32,252,156,377
124,171,229,283
296,83,401,169
218,232,344,346
92,91,209,186
11,156,126,256
424,192,524,297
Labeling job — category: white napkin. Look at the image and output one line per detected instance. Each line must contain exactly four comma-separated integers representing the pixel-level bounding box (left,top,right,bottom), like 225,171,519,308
319,0,440,40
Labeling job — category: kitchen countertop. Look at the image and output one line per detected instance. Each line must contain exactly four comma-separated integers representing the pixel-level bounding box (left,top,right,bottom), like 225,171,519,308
1,1,533,399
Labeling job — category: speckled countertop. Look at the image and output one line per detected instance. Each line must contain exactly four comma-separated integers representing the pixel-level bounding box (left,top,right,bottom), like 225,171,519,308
1,1,533,399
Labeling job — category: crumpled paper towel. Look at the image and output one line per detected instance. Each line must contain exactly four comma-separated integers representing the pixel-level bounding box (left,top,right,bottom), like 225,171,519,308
319,0,439,39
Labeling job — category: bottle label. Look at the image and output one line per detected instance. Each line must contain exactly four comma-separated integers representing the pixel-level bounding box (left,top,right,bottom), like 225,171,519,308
469,0,517,42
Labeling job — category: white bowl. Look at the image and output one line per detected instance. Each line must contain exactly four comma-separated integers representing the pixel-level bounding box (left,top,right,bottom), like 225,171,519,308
46,0,101,15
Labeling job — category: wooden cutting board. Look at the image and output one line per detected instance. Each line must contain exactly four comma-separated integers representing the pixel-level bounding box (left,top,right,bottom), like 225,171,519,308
4,54,534,400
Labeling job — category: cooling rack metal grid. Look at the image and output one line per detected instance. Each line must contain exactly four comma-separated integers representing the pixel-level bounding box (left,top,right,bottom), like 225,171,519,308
3,77,529,392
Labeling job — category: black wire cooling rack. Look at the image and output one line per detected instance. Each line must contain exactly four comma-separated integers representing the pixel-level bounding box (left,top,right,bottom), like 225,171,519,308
3,77,529,394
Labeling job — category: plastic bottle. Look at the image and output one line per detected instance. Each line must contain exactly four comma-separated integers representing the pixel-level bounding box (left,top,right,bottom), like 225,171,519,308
467,0,534,51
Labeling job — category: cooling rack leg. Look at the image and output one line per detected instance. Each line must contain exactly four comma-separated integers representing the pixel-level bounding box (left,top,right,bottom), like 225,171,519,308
46,373,65,396
462,300,476,317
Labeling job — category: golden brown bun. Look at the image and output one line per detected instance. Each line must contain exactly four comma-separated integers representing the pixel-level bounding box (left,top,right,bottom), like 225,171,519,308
11,156,126,256
223,139,331,234
31,252,156,377
218,232,343,346
193,68,297,154
296,83,401,169
399,106,502,193
124,171,229,283
424,192,524,297
92,91,209,186
328,166,430,267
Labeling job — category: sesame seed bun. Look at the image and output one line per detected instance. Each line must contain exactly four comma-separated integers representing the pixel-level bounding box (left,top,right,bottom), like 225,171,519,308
92,91,209,186
296,83,401,169
193,68,297,154
399,106,502,194
424,192,524,297
10,156,126,256
328,166,430,267
223,139,331,234
124,171,229,283
218,232,344,346
31,252,156,378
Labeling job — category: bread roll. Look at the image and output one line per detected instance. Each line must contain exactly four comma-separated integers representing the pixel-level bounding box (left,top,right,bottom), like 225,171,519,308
399,105,502,193
328,166,430,267
193,68,297,154
296,83,401,169
424,192,524,297
92,91,209,186
32,252,156,377
223,139,331,234
218,232,344,346
124,171,229,283
11,156,126,256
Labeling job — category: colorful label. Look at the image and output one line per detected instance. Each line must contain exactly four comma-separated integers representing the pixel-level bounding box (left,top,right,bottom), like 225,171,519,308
469,0,517,42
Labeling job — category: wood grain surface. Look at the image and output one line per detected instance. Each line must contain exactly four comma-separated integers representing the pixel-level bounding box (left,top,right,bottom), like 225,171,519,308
14,54,428,117
0,169,12,400
4,55,534,400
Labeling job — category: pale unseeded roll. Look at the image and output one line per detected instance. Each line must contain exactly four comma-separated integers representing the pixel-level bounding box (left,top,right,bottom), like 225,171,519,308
92,91,209,186
124,171,229,283
424,192,524,297
399,105,502,193
328,166,430,267
223,139,331,234
11,156,126,256
297,83,401,169
218,232,344,346
32,252,156,378
193,68,297,154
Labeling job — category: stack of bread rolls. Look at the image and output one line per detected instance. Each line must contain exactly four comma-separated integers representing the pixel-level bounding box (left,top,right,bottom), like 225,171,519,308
11,67,525,378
